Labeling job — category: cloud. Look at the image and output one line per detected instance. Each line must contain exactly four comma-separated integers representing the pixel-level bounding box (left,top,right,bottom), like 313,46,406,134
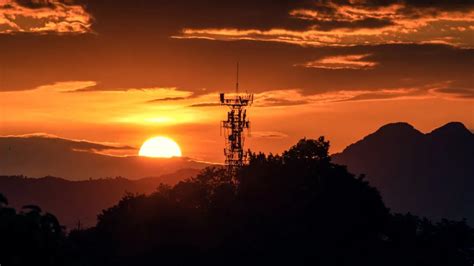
0,0,92,34
251,86,439,106
77,0,314,33
249,88,424,106
147,97,189,103
256,98,309,107
3,0,470,46
1,38,472,100
177,1,474,47
251,131,288,139
37,80,97,92
1,133,135,157
7,133,136,151
0,134,210,179
336,88,427,102
1,81,197,125
433,87,474,99
68,84,190,94
252,89,311,107
299,54,377,70
1,1,473,101
188,103,221,108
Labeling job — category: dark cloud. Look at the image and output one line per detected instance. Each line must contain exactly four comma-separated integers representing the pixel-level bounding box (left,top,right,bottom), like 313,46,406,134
1,36,473,99
1,0,92,34
13,0,81,8
77,0,315,33
173,0,474,47
341,92,404,102
337,89,423,102
3,0,474,42
14,0,55,9
313,18,395,31
0,134,210,180
256,98,309,107
294,44,474,95
307,0,474,12
188,103,221,108
435,87,474,99
1,0,473,99
300,53,377,69
76,0,474,34
147,97,188,103
400,0,474,9
251,131,288,139
1,133,134,152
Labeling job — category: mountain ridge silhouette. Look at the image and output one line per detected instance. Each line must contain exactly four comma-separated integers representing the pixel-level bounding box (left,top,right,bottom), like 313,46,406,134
0,168,200,229
333,121,474,223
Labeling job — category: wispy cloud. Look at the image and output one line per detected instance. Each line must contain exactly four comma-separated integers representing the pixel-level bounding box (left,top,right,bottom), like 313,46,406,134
177,2,474,47
432,87,474,99
335,88,427,102
147,97,189,103
299,54,377,70
0,0,92,34
188,102,220,108
1,81,198,125
251,131,288,139
35,81,98,92
0,133,135,155
250,85,449,107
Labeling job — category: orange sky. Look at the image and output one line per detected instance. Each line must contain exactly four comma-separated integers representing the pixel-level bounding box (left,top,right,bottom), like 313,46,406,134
1,0,473,163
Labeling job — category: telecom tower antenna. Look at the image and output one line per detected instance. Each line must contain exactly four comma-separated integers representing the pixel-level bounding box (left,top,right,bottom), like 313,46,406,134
219,63,253,175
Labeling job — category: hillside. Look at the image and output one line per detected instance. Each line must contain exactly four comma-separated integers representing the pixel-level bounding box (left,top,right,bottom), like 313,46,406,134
333,122,474,222
0,168,200,229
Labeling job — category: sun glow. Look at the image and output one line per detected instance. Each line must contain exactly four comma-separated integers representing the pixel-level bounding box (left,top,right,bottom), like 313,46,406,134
138,137,182,158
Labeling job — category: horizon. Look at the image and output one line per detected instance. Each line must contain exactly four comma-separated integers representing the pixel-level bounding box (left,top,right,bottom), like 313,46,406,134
0,120,470,181
1,120,471,162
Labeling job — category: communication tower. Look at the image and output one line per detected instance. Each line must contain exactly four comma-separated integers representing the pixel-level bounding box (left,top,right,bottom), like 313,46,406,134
219,63,253,173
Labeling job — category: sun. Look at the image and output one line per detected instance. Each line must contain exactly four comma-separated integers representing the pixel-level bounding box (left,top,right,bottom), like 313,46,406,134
139,136,182,158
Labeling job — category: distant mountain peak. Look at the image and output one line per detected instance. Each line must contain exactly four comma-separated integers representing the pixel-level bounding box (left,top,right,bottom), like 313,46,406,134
377,122,416,131
429,122,472,137
337,122,423,155
371,122,423,138
332,121,474,224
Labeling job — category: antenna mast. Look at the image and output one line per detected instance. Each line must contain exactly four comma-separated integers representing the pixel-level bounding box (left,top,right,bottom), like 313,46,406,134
219,63,253,176
236,62,239,94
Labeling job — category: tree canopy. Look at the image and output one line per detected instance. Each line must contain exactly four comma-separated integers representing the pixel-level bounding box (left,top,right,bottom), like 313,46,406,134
1,138,473,266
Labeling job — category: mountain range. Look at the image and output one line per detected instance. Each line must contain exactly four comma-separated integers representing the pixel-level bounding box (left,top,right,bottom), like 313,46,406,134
0,168,200,229
333,122,474,222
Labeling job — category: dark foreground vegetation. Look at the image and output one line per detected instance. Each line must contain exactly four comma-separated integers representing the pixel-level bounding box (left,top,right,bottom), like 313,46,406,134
1,138,473,266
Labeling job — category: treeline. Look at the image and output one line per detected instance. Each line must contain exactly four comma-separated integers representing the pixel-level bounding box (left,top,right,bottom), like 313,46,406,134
1,138,473,265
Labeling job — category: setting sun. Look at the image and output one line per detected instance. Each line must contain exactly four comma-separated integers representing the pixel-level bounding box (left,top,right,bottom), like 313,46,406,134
138,137,182,158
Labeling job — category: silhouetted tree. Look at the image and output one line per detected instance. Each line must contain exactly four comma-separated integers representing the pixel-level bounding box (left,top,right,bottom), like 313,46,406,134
383,213,474,265
3,138,473,266
66,138,393,265
63,138,474,266
0,194,66,266
0,193,8,206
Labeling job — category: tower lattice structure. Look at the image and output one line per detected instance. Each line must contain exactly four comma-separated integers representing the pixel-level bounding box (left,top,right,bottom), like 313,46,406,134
219,64,253,173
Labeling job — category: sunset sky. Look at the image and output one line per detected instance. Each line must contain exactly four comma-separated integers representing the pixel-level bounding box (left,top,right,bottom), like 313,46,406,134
1,0,473,163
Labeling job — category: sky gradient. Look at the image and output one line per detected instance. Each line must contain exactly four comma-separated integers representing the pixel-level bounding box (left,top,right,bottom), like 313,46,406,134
1,0,473,163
